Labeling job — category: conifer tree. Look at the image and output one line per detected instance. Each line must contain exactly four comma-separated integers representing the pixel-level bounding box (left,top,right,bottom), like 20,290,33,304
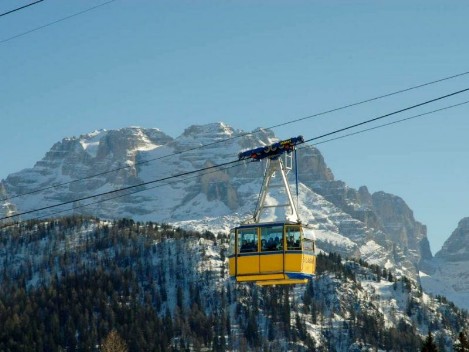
455,331,469,352
101,330,128,352
421,331,438,352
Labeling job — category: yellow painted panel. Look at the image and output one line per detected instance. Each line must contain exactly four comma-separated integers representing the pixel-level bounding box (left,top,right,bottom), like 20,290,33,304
285,252,303,273
236,255,259,275
260,253,283,273
229,257,236,276
302,254,316,275
236,273,286,282
231,253,316,283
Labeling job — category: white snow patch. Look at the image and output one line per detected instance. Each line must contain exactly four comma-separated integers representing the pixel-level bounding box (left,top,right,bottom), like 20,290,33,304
80,130,107,157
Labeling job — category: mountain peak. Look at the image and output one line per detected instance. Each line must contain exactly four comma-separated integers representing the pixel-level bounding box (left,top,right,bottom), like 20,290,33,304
182,122,237,139
435,217,469,261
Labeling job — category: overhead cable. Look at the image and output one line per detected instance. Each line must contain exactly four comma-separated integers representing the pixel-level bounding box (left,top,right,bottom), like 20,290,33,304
33,163,242,221
303,87,469,144
312,100,469,146
0,0,118,45
268,72,469,131
0,0,44,17
0,159,241,222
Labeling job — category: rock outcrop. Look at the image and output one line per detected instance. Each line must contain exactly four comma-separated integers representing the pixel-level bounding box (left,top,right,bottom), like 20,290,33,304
435,217,469,262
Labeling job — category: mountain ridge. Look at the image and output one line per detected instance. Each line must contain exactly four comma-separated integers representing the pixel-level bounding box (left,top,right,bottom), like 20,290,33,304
1,122,468,309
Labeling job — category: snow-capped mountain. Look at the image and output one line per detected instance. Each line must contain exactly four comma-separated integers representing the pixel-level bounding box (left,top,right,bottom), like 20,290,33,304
0,122,461,303
421,218,469,309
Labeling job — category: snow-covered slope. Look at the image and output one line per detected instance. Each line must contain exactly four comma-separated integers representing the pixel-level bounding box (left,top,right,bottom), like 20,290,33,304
0,217,466,351
0,123,438,283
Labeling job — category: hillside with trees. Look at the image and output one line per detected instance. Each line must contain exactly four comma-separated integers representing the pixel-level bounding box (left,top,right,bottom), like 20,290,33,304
0,216,467,351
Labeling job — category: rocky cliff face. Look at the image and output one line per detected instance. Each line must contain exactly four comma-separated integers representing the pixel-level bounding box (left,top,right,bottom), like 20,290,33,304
0,123,434,280
420,218,469,309
371,192,432,263
302,175,431,269
435,217,469,262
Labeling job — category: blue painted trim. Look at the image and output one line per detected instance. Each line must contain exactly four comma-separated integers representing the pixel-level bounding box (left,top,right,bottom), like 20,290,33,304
238,136,304,161
285,272,315,280
230,251,314,258
233,221,301,230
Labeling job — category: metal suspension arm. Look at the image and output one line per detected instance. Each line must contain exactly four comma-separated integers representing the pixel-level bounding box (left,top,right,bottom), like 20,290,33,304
251,158,300,224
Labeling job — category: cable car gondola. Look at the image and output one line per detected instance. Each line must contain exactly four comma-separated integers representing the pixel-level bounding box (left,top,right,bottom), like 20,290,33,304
228,136,316,285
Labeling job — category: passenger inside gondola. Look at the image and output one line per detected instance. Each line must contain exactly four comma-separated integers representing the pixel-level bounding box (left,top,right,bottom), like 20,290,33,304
238,229,258,253
261,225,283,252
267,237,275,250
287,227,301,250
274,235,283,250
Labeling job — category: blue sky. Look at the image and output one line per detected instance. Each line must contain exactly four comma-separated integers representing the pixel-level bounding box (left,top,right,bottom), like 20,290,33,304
1,0,469,253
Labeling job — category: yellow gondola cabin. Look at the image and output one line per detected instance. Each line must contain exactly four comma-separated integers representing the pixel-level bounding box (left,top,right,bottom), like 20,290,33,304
228,221,316,285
